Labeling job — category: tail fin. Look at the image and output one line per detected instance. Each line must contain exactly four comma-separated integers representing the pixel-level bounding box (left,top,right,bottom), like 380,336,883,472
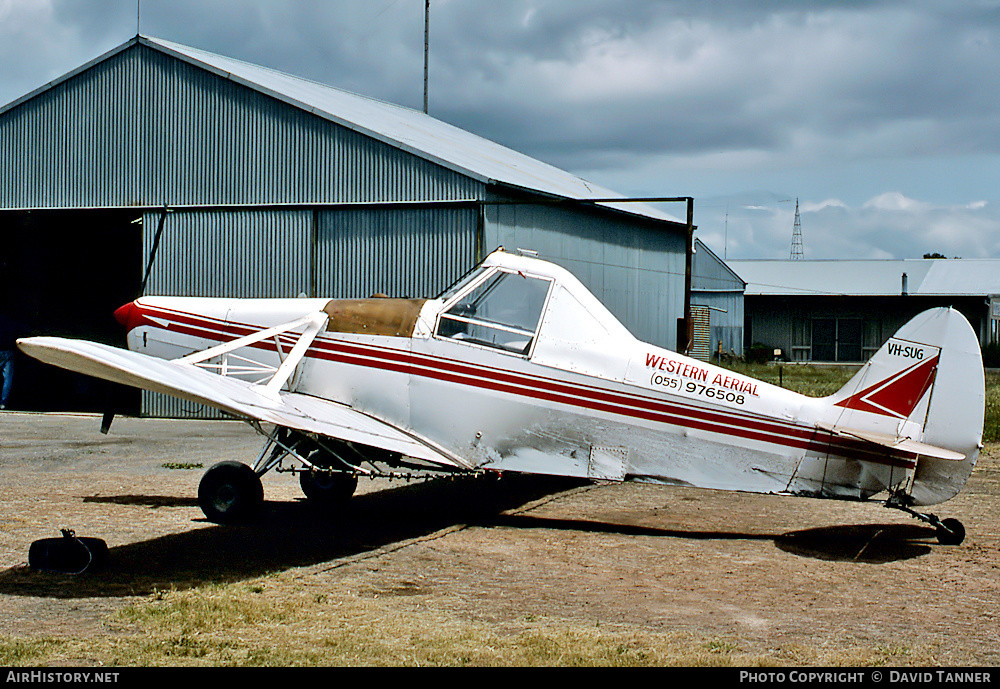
826,307,984,505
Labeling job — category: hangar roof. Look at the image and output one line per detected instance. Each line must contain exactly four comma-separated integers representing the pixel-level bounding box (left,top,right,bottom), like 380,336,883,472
1,35,679,225
727,258,1000,297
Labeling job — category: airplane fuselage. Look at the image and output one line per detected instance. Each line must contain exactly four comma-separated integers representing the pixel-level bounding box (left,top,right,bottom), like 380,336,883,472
18,248,982,540
118,293,921,503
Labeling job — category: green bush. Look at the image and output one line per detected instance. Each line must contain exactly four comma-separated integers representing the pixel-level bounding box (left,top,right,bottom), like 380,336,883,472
983,341,1000,369
745,343,772,365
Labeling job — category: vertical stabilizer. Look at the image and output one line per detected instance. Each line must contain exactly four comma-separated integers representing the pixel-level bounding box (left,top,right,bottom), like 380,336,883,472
825,308,984,505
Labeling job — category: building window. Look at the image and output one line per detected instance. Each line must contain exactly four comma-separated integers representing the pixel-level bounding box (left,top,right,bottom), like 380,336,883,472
797,318,886,361
808,317,865,362
837,318,863,362
863,320,883,360
791,318,811,361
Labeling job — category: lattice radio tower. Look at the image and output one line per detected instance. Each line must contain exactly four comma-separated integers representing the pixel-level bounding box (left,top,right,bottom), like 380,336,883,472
789,198,804,259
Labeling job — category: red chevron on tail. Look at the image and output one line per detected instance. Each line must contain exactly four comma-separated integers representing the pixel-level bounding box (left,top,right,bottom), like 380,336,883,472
834,354,939,420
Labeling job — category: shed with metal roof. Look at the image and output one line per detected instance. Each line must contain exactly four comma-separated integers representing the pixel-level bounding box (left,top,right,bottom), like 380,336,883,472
0,35,693,414
690,239,745,361
727,258,1000,363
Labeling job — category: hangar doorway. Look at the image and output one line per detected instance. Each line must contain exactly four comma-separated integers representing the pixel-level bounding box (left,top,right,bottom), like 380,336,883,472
0,209,142,413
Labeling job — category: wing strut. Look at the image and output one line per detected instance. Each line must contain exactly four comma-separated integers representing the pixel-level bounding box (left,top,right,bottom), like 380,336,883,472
178,311,329,399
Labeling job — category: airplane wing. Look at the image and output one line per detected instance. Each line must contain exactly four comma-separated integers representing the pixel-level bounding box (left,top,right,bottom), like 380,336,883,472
816,422,966,462
17,336,472,471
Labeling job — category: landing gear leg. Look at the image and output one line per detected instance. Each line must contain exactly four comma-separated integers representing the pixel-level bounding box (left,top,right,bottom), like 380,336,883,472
886,498,966,545
298,440,365,510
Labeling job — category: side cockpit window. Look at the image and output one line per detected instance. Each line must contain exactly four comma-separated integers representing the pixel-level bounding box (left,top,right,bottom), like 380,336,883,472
437,269,551,355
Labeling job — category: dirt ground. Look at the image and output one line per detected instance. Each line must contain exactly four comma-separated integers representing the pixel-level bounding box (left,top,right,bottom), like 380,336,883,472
1,412,999,665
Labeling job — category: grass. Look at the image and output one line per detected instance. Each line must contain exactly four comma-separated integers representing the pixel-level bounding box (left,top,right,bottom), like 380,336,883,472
0,577,943,667
719,362,859,398
2,366,996,667
986,370,1000,443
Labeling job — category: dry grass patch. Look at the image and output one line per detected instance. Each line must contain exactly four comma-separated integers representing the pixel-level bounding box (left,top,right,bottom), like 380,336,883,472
0,573,945,667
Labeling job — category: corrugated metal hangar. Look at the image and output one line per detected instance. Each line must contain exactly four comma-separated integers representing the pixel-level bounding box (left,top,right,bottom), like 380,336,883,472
728,258,1000,363
0,35,694,416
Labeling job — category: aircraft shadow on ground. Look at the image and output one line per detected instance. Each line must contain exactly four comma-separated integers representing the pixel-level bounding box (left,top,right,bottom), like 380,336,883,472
490,515,937,563
774,523,936,562
0,474,585,599
0,478,937,598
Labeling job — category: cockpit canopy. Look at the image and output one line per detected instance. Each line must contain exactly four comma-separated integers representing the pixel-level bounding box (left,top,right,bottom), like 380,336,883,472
433,250,635,376
437,268,552,355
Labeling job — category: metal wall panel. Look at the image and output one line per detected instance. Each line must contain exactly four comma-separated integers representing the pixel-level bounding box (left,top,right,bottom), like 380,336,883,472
0,45,483,210
0,50,141,207
135,47,483,206
692,239,744,293
140,208,312,418
691,291,745,358
316,206,478,299
691,239,745,357
747,302,796,356
141,209,312,297
483,200,687,350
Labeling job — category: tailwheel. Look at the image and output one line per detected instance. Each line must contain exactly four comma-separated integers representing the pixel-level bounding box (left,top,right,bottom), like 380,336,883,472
936,518,966,546
886,497,966,546
198,461,264,524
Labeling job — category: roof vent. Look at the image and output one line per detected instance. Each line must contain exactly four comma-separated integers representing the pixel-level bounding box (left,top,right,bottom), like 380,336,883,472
902,272,908,296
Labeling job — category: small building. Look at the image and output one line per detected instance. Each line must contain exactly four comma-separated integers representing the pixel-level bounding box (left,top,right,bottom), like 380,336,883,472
0,35,693,415
690,239,745,361
727,258,1000,363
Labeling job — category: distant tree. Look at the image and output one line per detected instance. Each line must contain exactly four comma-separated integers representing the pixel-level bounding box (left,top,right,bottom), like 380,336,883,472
923,252,949,259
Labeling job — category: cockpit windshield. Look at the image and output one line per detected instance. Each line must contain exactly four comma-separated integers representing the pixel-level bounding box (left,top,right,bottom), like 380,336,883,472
436,266,490,301
436,269,552,356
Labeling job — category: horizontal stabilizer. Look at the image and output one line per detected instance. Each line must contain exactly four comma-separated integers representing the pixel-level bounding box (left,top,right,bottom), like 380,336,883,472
17,336,470,470
816,422,965,462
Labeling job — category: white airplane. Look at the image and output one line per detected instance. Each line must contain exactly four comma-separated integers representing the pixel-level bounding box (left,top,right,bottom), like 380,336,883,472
18,248,984,544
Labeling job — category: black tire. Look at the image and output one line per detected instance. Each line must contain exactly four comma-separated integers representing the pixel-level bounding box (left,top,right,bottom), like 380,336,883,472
198,461,264,524
936,518,966,546
299,469,358,509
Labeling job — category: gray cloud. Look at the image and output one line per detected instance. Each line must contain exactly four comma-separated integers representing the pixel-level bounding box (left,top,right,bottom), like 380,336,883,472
3,0,1000,260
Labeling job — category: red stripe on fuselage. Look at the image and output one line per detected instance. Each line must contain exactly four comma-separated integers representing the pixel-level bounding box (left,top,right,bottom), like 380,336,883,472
131,304,917,469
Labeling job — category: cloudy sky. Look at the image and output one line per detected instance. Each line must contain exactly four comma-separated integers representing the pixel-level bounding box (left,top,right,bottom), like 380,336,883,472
3,0,1000,261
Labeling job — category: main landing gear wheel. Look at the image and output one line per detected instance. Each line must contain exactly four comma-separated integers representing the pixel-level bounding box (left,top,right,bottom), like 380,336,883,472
198,461,264,524
299,469,358,510
935,518,966,546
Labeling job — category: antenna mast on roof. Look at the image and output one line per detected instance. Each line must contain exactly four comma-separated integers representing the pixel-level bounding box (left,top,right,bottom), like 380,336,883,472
789,198,804,259
423,0,430,114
